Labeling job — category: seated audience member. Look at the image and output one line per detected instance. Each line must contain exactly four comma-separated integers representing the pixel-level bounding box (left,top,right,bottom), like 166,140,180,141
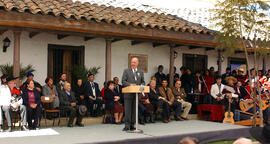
250,124,270,144
56,73,67,92
22,80,42,130
100,82,107,104
0,74,7,85
178,137,199,144
210,76,225,105
148,76,157,86
59,82,84,127
172,80,192,120
159,79,183,122
233,138,252,144
22,72,42,92
42,77,59,109
104,81,124,124
167,66,180,84
236,81,251,100
84,74,103,117
222,67,231,85
113,77,123,105
148,80,162,114
0,76,28,132
139,92,155,123
155,65,167,87
73,78,86,106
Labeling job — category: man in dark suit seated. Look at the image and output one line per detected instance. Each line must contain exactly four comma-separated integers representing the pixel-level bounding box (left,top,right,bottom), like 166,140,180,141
84,74,103,117
159,79,183,123
59,82,84,127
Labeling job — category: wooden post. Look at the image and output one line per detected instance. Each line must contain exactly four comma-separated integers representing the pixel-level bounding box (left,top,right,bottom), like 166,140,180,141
105,38,112,82
169,44,176,88
218,50,222,76
13,30,21,86
262,56,266,73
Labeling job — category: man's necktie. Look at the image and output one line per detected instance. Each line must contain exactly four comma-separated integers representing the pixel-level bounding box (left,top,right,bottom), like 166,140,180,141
133,69,137,81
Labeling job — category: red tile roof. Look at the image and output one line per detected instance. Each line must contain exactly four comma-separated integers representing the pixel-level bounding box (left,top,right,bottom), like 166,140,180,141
0,0,215,35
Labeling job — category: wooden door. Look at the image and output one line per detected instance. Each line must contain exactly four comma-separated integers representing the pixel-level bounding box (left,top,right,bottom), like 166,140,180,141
183,54,208,73
63,50,72,82
48,44,85,84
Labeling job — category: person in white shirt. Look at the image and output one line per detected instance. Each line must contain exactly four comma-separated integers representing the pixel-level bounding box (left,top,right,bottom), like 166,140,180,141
0,76,28,132
211,76,225,105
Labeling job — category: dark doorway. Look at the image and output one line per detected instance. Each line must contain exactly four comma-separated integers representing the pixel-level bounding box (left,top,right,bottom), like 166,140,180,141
48,44,85,84
183,54,208,73
227,57,246,67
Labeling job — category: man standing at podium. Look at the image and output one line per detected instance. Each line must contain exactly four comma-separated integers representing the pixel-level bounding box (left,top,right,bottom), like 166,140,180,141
122,57,145,131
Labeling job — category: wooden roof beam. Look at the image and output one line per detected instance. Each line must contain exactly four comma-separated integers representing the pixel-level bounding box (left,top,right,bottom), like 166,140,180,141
84,36,95,41
235,50,244,54
57,34,69,40
112,38,123,43
189,46,204,49
131,40,144,45
0,29,7,35
29,32,40,38
206,47,215,51
152,42,167,48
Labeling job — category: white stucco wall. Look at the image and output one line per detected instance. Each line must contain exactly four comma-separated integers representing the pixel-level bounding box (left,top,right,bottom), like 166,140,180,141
0,30,268,87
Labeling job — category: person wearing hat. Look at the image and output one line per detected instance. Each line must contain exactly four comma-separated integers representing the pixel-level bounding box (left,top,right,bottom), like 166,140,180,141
0,76,28,132
22,72,42,93
250,124,270,144
84,73,103,117
223,76,240,121
236,68,248,86
59,82,84,127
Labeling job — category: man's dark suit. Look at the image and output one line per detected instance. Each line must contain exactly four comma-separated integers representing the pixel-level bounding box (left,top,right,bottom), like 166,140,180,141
114,84,123,104
59,90,83,125
122,68,145,129
155,72,166,87
84,81,103,116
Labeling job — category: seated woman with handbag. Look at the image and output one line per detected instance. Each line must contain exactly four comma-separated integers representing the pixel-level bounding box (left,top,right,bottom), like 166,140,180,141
42,77,60,109
104,81,124,124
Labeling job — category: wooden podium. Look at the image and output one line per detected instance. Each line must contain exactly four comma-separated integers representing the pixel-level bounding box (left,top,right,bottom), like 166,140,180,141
122,85,149,133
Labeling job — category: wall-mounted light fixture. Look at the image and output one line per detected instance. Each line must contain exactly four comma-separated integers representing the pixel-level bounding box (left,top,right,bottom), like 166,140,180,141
3,37,11,52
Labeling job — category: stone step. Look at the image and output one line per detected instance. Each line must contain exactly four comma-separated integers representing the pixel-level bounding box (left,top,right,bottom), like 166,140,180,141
11,114,199,129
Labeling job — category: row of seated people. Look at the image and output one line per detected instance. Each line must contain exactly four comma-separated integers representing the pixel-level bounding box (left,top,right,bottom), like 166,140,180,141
103,77,192,124
0,71,193,132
